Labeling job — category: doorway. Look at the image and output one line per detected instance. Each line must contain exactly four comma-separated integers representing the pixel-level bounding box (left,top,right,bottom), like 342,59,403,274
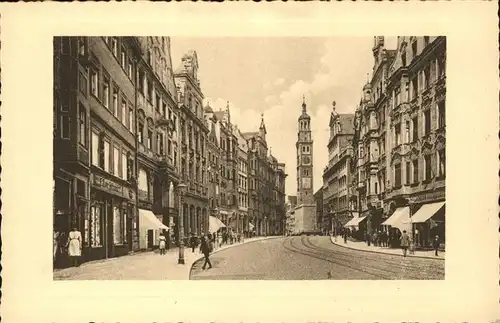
147,229,154,249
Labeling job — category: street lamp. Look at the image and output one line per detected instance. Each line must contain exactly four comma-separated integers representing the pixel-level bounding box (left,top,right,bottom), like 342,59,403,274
177,183,187,265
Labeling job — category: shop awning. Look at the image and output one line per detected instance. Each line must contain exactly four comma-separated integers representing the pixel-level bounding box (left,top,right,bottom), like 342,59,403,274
139,209,169,230
382,207,411,232
344,216,366,228
411,202,445,223
209,216,226,233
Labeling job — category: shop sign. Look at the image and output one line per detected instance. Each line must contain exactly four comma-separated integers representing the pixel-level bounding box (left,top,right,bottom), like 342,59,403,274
93,174,123,196
414,190,445,204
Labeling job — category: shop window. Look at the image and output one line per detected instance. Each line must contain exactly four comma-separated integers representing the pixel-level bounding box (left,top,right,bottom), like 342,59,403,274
412,159,419,183
79,105,87,147
91,204,103,247
424,154,432,181
61,116,70,140
113,206,124,245
394,163,402,187
83,204,90,247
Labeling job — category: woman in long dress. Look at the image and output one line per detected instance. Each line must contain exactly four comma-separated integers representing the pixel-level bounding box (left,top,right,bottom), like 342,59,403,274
66,227,82,267
158,233,167,255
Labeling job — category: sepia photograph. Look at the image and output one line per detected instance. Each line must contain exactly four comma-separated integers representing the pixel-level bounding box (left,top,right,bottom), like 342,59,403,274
52,36,446,281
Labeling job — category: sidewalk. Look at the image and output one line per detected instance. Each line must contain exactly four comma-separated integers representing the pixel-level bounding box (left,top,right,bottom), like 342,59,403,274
53,236,280,280
330,236,445,260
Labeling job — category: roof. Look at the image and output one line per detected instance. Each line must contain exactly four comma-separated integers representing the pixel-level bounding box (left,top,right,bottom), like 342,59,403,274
242,132,259,140
203,104,213,113
213,111,225,120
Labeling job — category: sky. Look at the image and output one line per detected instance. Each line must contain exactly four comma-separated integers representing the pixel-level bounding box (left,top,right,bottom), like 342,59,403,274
171,37,397,197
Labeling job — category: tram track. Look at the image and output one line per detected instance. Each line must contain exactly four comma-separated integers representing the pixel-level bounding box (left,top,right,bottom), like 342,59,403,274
303,236,444,278
283,236,392,279
283,236,442,280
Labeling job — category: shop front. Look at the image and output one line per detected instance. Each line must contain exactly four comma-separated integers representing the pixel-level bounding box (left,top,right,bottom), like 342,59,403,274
138,208,169,250
410,190,445,249
86,173,135,262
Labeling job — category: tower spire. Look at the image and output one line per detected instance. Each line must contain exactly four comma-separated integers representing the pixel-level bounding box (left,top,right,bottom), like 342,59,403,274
259,112,267,136
302,95,307,113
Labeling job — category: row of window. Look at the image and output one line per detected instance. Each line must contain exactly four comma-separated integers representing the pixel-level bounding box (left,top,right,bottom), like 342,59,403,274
392,149,445,188
91,130,131,181
238,192,249,209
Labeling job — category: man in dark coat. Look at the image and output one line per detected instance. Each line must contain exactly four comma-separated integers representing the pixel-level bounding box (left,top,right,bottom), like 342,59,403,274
432,235,440,256
200,234,213,270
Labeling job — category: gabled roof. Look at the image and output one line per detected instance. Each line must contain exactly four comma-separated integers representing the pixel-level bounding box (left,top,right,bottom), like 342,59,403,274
242,132,259,140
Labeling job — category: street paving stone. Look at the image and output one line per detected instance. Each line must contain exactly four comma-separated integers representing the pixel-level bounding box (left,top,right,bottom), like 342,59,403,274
53,237,276,280
190,236,445,280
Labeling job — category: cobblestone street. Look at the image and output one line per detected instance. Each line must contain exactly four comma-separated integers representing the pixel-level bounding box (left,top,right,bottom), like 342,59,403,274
191,236,444,280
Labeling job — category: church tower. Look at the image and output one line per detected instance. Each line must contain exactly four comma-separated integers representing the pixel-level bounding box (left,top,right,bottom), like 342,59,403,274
296,96,314,205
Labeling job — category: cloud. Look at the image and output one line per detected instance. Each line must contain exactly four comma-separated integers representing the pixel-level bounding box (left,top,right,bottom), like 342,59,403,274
206,38,376,197
273,77,285,86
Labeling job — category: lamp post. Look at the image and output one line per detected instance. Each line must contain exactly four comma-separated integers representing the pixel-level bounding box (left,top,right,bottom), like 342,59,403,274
177,183,187,264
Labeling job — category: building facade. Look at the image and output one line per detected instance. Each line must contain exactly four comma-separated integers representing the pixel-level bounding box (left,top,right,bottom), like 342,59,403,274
294,98,317,234
314,188,324,233
284,195,298,235
174,51,210,240
54,37,143,264
351,36,446,247
135,36,180,250
322,102,355,234
235,127,250,234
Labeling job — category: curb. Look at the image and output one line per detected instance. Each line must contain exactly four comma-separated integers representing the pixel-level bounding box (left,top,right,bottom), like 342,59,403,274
188,236,283,279
329,236,445,261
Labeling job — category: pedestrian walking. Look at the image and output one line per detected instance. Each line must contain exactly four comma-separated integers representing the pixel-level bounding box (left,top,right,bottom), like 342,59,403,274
66,226,82,267
53,230,60,264
158,232,167,255
400,230,410,257
200,234,213,270
190,233,197,252
432,235,440,256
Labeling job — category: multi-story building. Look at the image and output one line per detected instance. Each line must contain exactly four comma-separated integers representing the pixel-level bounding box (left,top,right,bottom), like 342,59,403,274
235,126,250,234
285,195,298,235
53,37,143,264
314,188,324,233
274,162,287,235
203,103,222,228
135,36,180,250
351,36,446,247
211,103,239,228
174,50,210,239
294,98,316,234
322,102,355,234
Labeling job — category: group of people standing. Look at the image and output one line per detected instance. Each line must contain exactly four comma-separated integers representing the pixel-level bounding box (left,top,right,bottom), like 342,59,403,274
53,226,82,267
339,227,442,257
